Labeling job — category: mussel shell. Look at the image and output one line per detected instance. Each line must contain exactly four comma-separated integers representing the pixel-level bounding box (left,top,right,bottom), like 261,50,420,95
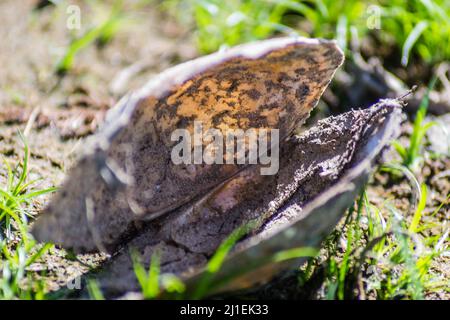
32,37,343,252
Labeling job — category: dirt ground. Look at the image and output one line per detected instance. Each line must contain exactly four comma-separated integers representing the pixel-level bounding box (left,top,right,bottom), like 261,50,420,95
0,0,448,299
0,0,197,293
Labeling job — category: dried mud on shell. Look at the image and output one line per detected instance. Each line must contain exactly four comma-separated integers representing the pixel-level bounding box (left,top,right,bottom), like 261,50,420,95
32,37,344,252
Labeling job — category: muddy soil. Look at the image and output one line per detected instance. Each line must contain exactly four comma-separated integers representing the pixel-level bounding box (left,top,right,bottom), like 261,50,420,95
0,0,196,292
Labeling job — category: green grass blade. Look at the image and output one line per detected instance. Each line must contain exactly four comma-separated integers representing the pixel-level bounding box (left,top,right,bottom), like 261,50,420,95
409,184,428,233
87,280,105,300
402,21,428,66
26,243,53,267
18,187,57,201
272,247,318,262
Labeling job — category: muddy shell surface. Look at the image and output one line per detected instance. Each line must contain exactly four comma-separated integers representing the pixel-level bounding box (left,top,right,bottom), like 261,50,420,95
32,37,344,252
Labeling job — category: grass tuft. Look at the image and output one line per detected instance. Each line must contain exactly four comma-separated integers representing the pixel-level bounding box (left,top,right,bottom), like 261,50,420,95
0,133,56,240
163,0,450,65
0,134,55,299
392,78,438,171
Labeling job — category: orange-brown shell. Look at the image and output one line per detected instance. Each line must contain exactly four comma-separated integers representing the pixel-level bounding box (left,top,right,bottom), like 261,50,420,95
108,37,344,216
